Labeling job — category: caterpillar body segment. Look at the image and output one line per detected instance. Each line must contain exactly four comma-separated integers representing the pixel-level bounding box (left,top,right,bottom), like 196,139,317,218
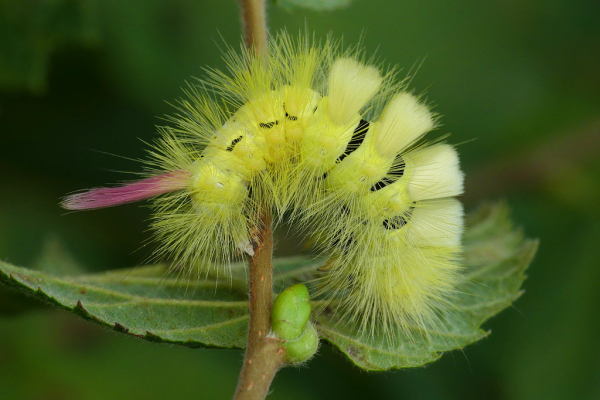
147,140,256,274
281,85,322,143
314,198,464,339
299,98,359,172
287,58,386,218
298,57,383,173
323,122,400,200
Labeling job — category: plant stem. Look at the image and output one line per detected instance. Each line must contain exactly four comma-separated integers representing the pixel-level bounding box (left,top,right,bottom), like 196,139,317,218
234,4,283,399
234,210,286,400
238,0,268,58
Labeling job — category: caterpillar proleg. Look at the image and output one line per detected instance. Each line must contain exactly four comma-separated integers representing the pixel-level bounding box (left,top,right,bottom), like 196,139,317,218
63,32,465,341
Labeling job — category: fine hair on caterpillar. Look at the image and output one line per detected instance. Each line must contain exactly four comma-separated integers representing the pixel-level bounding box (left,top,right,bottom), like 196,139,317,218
62,31,465,342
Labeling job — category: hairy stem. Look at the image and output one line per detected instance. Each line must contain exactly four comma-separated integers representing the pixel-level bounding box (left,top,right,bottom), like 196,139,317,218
234,4,281,399
238,0,268,58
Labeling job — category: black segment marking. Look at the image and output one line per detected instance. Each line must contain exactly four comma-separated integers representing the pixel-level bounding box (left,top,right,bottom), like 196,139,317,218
337,119,369,163
370,176,395,191
382,206,414,230
383,215,408,230
319,120,370,181
370,155,406,191
226,136,243,151
259,121,279,129
390,154,406,178
347,274,356,287
282,103,299,121
332,231,354,252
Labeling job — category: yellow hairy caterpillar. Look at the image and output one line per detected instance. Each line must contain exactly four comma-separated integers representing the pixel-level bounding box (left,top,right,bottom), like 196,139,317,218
63,32,464,340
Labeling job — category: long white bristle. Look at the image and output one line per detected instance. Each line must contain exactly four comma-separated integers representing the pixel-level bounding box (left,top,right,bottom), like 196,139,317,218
374,92,434,158
406,200,464,248
407,144,464,200
327,58,383,125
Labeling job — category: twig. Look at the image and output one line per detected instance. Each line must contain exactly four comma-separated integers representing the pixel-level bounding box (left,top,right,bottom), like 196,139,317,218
238,0,268,58
234,2,285,399
234,210,286,400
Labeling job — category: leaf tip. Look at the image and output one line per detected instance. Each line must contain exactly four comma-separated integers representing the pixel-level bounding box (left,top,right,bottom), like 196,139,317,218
114,322,130,334
74,300,90,318
144,331,163,342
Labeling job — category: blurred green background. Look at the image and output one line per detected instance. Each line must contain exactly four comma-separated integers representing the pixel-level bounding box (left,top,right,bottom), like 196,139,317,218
1,0,599,399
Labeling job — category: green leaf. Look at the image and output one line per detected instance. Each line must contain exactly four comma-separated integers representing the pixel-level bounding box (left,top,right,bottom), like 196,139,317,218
0,203,536,367
0,261,250,348
315,202,538,370
0,255,318,349
0,235,82,315
274,0,353,12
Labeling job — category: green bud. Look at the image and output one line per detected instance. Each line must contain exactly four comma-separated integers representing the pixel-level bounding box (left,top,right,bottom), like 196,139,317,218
283,322,319,364
272,284,312,341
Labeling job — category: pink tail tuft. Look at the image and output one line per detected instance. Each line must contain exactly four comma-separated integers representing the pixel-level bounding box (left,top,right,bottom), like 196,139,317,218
62,171,191,210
